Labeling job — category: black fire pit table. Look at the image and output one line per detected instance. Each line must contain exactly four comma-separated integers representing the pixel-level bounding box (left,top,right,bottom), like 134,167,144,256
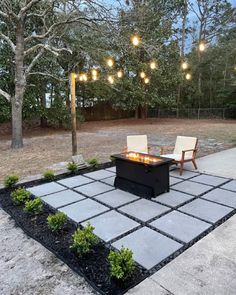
111,152,173,199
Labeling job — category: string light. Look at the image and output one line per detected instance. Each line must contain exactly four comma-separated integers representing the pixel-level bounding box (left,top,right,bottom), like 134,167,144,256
181,61,188,70
107,58,114,68
199,42,206,52
140,71,146,79
185,73,192,80
117,70,123,78
144,77,150,84
91,69,98,76
107,75,114,84
150,61,157,70
92,75,97,81
131,35,140,47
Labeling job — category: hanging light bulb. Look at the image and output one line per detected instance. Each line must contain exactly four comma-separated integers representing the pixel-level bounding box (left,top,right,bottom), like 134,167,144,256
92,75,97,81
107,58,114,68
91,69,98,76
199,42,206,52
140,71,146,79
185,73,192,80
144,77,150,84
107,75,114,84
83,74,88,82
150,61,157,70
181,61,188,70
117,70,123,78
131,35,140,46
79,74,83,81
74,73,78,79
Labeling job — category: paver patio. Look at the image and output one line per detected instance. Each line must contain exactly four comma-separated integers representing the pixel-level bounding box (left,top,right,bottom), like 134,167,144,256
27,168,236,272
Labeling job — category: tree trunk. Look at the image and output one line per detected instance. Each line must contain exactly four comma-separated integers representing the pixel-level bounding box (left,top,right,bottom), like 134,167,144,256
11,19,25,149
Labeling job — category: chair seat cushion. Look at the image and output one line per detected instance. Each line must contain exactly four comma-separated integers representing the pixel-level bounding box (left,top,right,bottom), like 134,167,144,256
163,153,192,161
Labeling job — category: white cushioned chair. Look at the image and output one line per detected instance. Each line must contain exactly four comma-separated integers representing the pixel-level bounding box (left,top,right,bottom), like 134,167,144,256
126,135,149,154
161,136,198,175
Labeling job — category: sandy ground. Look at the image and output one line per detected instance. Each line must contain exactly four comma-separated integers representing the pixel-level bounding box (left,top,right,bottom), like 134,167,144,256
0,208,95,295
0,118,235,183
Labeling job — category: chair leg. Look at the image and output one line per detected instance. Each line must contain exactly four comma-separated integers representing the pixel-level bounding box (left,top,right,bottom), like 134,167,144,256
179,161,184,176
192,159,198,170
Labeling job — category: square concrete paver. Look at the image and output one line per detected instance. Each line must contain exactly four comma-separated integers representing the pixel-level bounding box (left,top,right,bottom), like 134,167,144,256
27,182,65,197
84,169,115,180
202,188,236,208
150,211,211,243
221,180,236,192
191,174,228,187
170,170,199,179
106,166,116,173
172,181,212,196
57,175,93,188
94,189,139,208
41,190,86,208
59,198,109,223
83,210,139,242
170,177,183,186
153,190,194,208
112,227,182,270
119,199,170,222
101,176,115,186
179,199,233,223
74,181,114,197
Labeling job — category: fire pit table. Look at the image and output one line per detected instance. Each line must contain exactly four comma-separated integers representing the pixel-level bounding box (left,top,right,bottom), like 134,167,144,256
112,152,173,199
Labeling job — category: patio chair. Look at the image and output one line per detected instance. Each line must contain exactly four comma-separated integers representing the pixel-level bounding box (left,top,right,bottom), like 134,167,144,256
125,135,150,154
160,136,198,175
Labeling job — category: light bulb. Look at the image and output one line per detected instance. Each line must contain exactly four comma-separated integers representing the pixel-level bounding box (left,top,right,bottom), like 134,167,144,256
117,70,123,78
131,35,140,46
199,42,205,52
150,61,157,70
107,58,114,67
144,77,150,84
140,71,146,79
181,61,188,70
92,69,98,76
108,75,114,84
185,73,192,80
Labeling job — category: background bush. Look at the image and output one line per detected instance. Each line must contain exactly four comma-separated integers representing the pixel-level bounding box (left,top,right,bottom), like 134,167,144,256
24,198,43,215
4,175,19,188
11,187,30,205
47,212,67,232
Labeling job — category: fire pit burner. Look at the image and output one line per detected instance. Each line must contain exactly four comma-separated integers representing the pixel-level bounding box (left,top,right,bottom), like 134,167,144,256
112,152,173,199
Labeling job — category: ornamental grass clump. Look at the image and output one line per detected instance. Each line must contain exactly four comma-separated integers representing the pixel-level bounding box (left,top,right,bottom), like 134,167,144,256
24,198,43,215
108,247,135,280
67,161,78,173
47,212,67,232
71,223,98,256
11,187,30,205
4,175,19,188
88,157,99,168
43,170,55,181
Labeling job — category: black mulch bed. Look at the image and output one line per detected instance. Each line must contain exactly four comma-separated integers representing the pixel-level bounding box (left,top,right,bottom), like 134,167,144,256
0,163,147,295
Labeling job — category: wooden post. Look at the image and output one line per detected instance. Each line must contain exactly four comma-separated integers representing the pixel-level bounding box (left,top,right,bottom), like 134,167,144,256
70,73,77,155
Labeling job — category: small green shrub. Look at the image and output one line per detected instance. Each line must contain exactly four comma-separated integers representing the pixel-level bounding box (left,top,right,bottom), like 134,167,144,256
71,223,98,255
11,187,30,205
108,247,135,280
24,198,43,215
4,175,19,188
47,212,67,232
43,170,55,181
88,157,99,167
67,161,77,173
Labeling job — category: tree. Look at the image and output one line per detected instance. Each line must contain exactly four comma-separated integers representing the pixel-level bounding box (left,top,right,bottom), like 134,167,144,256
0,0,107,148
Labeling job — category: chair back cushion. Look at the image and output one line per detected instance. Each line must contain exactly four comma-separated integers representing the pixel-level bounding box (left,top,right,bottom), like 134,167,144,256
174,136,198,158
127,135,148,154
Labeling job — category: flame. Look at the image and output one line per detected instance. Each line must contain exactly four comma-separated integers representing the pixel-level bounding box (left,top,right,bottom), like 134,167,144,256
125,152,161,164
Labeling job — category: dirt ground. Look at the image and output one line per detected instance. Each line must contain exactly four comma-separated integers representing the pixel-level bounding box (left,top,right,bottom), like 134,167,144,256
0,118,236,183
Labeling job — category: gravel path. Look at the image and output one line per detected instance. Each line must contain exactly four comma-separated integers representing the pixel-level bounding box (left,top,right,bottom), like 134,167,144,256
0,207,96,295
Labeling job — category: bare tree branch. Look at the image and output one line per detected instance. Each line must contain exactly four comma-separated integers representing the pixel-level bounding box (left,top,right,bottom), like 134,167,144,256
25,43,72,56
0,88,11,102
19,0,42,17
0,32,15,52
25,49,44,77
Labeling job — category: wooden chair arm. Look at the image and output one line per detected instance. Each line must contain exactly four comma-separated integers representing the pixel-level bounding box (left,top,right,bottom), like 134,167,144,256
181,148,198,161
